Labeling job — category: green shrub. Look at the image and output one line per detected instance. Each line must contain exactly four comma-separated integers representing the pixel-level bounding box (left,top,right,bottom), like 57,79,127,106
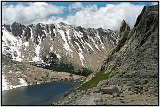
51,64,92,77
76,68,92,77
79,69,111,90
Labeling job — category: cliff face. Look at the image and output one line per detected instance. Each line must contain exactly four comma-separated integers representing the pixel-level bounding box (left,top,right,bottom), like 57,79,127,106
101,5,158,94
54,5,158,105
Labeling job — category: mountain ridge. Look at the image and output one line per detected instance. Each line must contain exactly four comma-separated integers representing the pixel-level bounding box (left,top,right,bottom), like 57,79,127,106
2,21,118,71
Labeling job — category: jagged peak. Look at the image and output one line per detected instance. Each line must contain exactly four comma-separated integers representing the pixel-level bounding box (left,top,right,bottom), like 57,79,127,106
119,20,130,33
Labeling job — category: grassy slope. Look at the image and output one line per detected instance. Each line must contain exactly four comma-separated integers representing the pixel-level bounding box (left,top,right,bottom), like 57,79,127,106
79,69,111,90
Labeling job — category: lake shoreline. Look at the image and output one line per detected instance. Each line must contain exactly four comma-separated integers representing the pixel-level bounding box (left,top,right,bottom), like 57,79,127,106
2,79,81,92
2,81,80,105
2,69,85,92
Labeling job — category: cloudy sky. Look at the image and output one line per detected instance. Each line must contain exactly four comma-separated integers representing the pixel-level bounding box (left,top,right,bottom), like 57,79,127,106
2,2,158,30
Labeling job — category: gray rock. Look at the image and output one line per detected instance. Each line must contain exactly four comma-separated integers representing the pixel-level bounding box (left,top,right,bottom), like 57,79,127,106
92,87,100,93
100,86,119,94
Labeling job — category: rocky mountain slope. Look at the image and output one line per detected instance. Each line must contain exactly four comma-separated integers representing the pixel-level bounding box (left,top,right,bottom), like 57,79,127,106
2,22,118,72
2,54,84,91
54,5,158,105
2,20,118,91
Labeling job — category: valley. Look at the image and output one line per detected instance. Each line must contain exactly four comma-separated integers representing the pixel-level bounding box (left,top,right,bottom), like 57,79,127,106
53,5,159,105
2,18,118,91
1,2,158,106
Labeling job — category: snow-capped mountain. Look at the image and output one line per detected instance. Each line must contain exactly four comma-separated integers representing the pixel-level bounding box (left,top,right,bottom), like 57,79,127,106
2,22,118,71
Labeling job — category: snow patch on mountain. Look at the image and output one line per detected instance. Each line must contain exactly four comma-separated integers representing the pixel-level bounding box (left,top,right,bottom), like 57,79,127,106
94,43,100,51
55,52,61,59
75,31,83,38
58,29,72,53
75,42,84,66
33,44,41,62
86,42,94,51
90,37,100,51
2,74,9,91
50,45,54,51
2,73,28,91
96,32,105,49
23,41,29,47
29,26,33,40
2,27,22,61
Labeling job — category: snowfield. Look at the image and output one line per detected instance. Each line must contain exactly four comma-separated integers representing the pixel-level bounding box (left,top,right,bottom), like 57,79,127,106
2,27,22,62
33,44,41,62
2,74,28,91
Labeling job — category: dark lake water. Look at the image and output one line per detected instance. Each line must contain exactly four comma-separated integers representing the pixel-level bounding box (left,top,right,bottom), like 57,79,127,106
2,81,79,105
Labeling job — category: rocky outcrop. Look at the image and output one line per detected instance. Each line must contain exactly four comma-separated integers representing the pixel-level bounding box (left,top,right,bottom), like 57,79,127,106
119,20,130,33
101,20,130,71
11,22,25,37
54,5,158,105
100,85,119,94
100,5,158,93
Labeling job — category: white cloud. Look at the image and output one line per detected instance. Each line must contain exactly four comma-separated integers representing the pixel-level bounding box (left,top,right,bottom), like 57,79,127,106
151,2,158,5
68,2,83,12
36,16,68,25
66,3,144,30
2,2,144,30
2,2,64,25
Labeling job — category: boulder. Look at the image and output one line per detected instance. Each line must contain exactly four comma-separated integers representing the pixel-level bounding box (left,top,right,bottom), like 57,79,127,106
100,86,119,94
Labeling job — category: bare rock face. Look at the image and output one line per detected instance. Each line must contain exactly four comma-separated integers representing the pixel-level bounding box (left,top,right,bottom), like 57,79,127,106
119,20,130,33
100,4,158,97
100,20,130,71
11,22,25,37
100,85,119,94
